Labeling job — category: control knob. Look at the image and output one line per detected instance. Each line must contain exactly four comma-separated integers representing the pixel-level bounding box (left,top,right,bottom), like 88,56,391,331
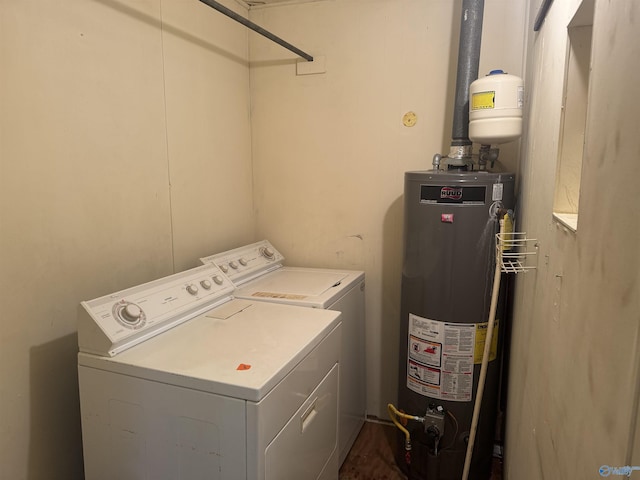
262,247,275,259
229,261,238,269
239,257,248,266
219,264,229,273
186,284,199,296
200,280,212,290
212,275,224,285
122,304,142,323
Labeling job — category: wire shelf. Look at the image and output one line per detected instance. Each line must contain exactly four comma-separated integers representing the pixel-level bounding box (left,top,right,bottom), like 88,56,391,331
496,232,538,273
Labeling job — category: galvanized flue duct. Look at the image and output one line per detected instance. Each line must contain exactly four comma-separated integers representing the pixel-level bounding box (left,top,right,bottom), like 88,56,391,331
449,0,485,163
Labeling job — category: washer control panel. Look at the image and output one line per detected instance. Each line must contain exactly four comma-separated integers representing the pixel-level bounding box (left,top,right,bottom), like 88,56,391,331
200,240,284,285
78,264,234,356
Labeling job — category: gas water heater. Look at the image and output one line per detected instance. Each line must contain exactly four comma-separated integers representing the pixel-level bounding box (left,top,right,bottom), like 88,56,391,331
393,0,524,477
397,172,515,480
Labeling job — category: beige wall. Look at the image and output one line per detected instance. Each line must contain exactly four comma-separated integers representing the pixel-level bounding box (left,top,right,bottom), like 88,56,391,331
248,0,526,419
3,0,637,478
505,0,640,478
0,0,253,477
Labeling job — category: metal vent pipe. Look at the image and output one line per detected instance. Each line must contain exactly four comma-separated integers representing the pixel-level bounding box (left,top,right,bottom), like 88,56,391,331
450,0,485,155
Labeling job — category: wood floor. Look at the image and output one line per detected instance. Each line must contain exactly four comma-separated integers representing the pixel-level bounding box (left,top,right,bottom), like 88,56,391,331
339,421,406,479
339,421,503,480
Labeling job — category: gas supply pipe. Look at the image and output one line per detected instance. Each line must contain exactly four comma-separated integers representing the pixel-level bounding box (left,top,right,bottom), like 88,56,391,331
387,403,426,466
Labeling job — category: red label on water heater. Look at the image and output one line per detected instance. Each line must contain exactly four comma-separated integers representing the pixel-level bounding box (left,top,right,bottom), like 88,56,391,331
441,214,454,223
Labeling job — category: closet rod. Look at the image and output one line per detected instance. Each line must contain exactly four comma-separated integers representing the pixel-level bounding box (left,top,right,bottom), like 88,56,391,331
198,0,314,61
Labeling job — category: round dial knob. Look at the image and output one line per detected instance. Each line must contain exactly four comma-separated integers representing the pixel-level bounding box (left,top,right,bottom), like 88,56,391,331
239,257,248,266
122,304,142,323
219,264,229,273
212,275,224,285
200,279,212,290
186,284,199,295
229,261,238,269
262,247,274,259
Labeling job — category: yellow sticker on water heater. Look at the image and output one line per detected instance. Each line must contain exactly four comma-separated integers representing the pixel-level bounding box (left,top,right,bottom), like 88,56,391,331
472,91,496,110
474,319,499,364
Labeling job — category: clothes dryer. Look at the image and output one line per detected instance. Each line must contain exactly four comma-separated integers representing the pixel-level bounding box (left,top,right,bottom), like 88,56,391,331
78,263,341,480
200,240,365,465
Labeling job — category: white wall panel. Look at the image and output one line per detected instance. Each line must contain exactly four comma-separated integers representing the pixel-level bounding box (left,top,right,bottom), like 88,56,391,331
162,0,255,269
505,0,640,478
0,0,253,477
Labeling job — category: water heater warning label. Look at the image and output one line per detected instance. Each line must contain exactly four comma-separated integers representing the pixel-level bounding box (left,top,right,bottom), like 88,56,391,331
474,320,499,364
406,314,475,402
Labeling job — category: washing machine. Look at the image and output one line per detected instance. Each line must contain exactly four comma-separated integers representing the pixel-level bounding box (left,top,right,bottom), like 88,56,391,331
77,263,341,480
200,240,365,465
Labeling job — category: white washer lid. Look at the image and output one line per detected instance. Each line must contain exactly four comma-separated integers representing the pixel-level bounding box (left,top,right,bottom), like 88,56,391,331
232,267,364,308
78,300,341,402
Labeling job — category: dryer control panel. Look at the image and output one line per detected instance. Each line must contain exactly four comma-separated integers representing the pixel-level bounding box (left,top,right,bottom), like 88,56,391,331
78,264,234,357
200,240,284,286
